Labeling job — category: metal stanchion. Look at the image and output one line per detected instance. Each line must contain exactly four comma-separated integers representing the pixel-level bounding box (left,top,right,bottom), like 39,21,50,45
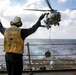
27,42,33,75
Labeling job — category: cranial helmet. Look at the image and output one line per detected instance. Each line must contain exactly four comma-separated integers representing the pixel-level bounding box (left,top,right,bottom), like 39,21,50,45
10,16,22,27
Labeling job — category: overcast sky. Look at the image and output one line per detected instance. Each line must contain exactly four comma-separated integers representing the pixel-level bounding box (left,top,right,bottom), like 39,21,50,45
0,0,76,39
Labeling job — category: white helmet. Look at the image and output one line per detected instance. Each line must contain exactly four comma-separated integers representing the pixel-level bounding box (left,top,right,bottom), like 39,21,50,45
10,16,22,27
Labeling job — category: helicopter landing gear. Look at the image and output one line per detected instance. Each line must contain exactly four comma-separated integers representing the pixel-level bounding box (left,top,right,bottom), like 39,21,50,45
58,23,60,26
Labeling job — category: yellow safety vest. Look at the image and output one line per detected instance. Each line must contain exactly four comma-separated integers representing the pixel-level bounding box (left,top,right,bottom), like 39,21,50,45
4,25,24,54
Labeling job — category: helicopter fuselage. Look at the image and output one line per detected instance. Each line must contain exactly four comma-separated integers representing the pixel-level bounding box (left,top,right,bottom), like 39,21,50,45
44,11,61,28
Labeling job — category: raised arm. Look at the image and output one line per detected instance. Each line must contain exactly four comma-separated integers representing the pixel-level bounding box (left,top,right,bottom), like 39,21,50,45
21,14,45,40
28,13,46,33
0,20,6,35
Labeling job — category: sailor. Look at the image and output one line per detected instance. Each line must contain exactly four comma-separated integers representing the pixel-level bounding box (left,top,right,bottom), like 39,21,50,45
0,14,45,75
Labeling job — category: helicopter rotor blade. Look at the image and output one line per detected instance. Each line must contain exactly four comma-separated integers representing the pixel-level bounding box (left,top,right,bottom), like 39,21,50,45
45,0,53,10
23,9,51,12
45,0,57,11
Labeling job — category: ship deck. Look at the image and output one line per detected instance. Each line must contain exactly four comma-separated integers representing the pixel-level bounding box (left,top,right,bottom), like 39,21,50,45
0,69,76,75
0,58,76,75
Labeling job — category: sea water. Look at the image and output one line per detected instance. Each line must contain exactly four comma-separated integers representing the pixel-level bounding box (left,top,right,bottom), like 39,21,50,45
24,39,76,59
0,39,76,64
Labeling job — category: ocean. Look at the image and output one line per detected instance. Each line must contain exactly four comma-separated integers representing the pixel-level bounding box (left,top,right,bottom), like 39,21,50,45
0,39,76,64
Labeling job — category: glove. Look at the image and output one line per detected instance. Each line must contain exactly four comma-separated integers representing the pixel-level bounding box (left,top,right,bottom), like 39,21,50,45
38,13,45,21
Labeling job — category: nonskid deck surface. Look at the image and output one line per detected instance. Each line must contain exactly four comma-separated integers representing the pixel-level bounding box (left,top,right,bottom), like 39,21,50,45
0,70,76,75
1,58,76,71
23,58,76,70
0,58,76,75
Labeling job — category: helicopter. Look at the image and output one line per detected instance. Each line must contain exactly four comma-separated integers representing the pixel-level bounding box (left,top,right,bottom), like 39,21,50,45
23,0,61,29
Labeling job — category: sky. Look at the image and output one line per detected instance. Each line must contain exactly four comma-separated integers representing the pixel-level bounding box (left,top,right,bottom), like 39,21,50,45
0,0,76,39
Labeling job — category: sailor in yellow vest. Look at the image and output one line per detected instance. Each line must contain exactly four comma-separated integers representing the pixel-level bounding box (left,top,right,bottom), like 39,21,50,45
0,14,45,75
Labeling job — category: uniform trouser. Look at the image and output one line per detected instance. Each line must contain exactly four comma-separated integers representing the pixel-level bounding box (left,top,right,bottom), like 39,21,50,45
5,52,23,75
